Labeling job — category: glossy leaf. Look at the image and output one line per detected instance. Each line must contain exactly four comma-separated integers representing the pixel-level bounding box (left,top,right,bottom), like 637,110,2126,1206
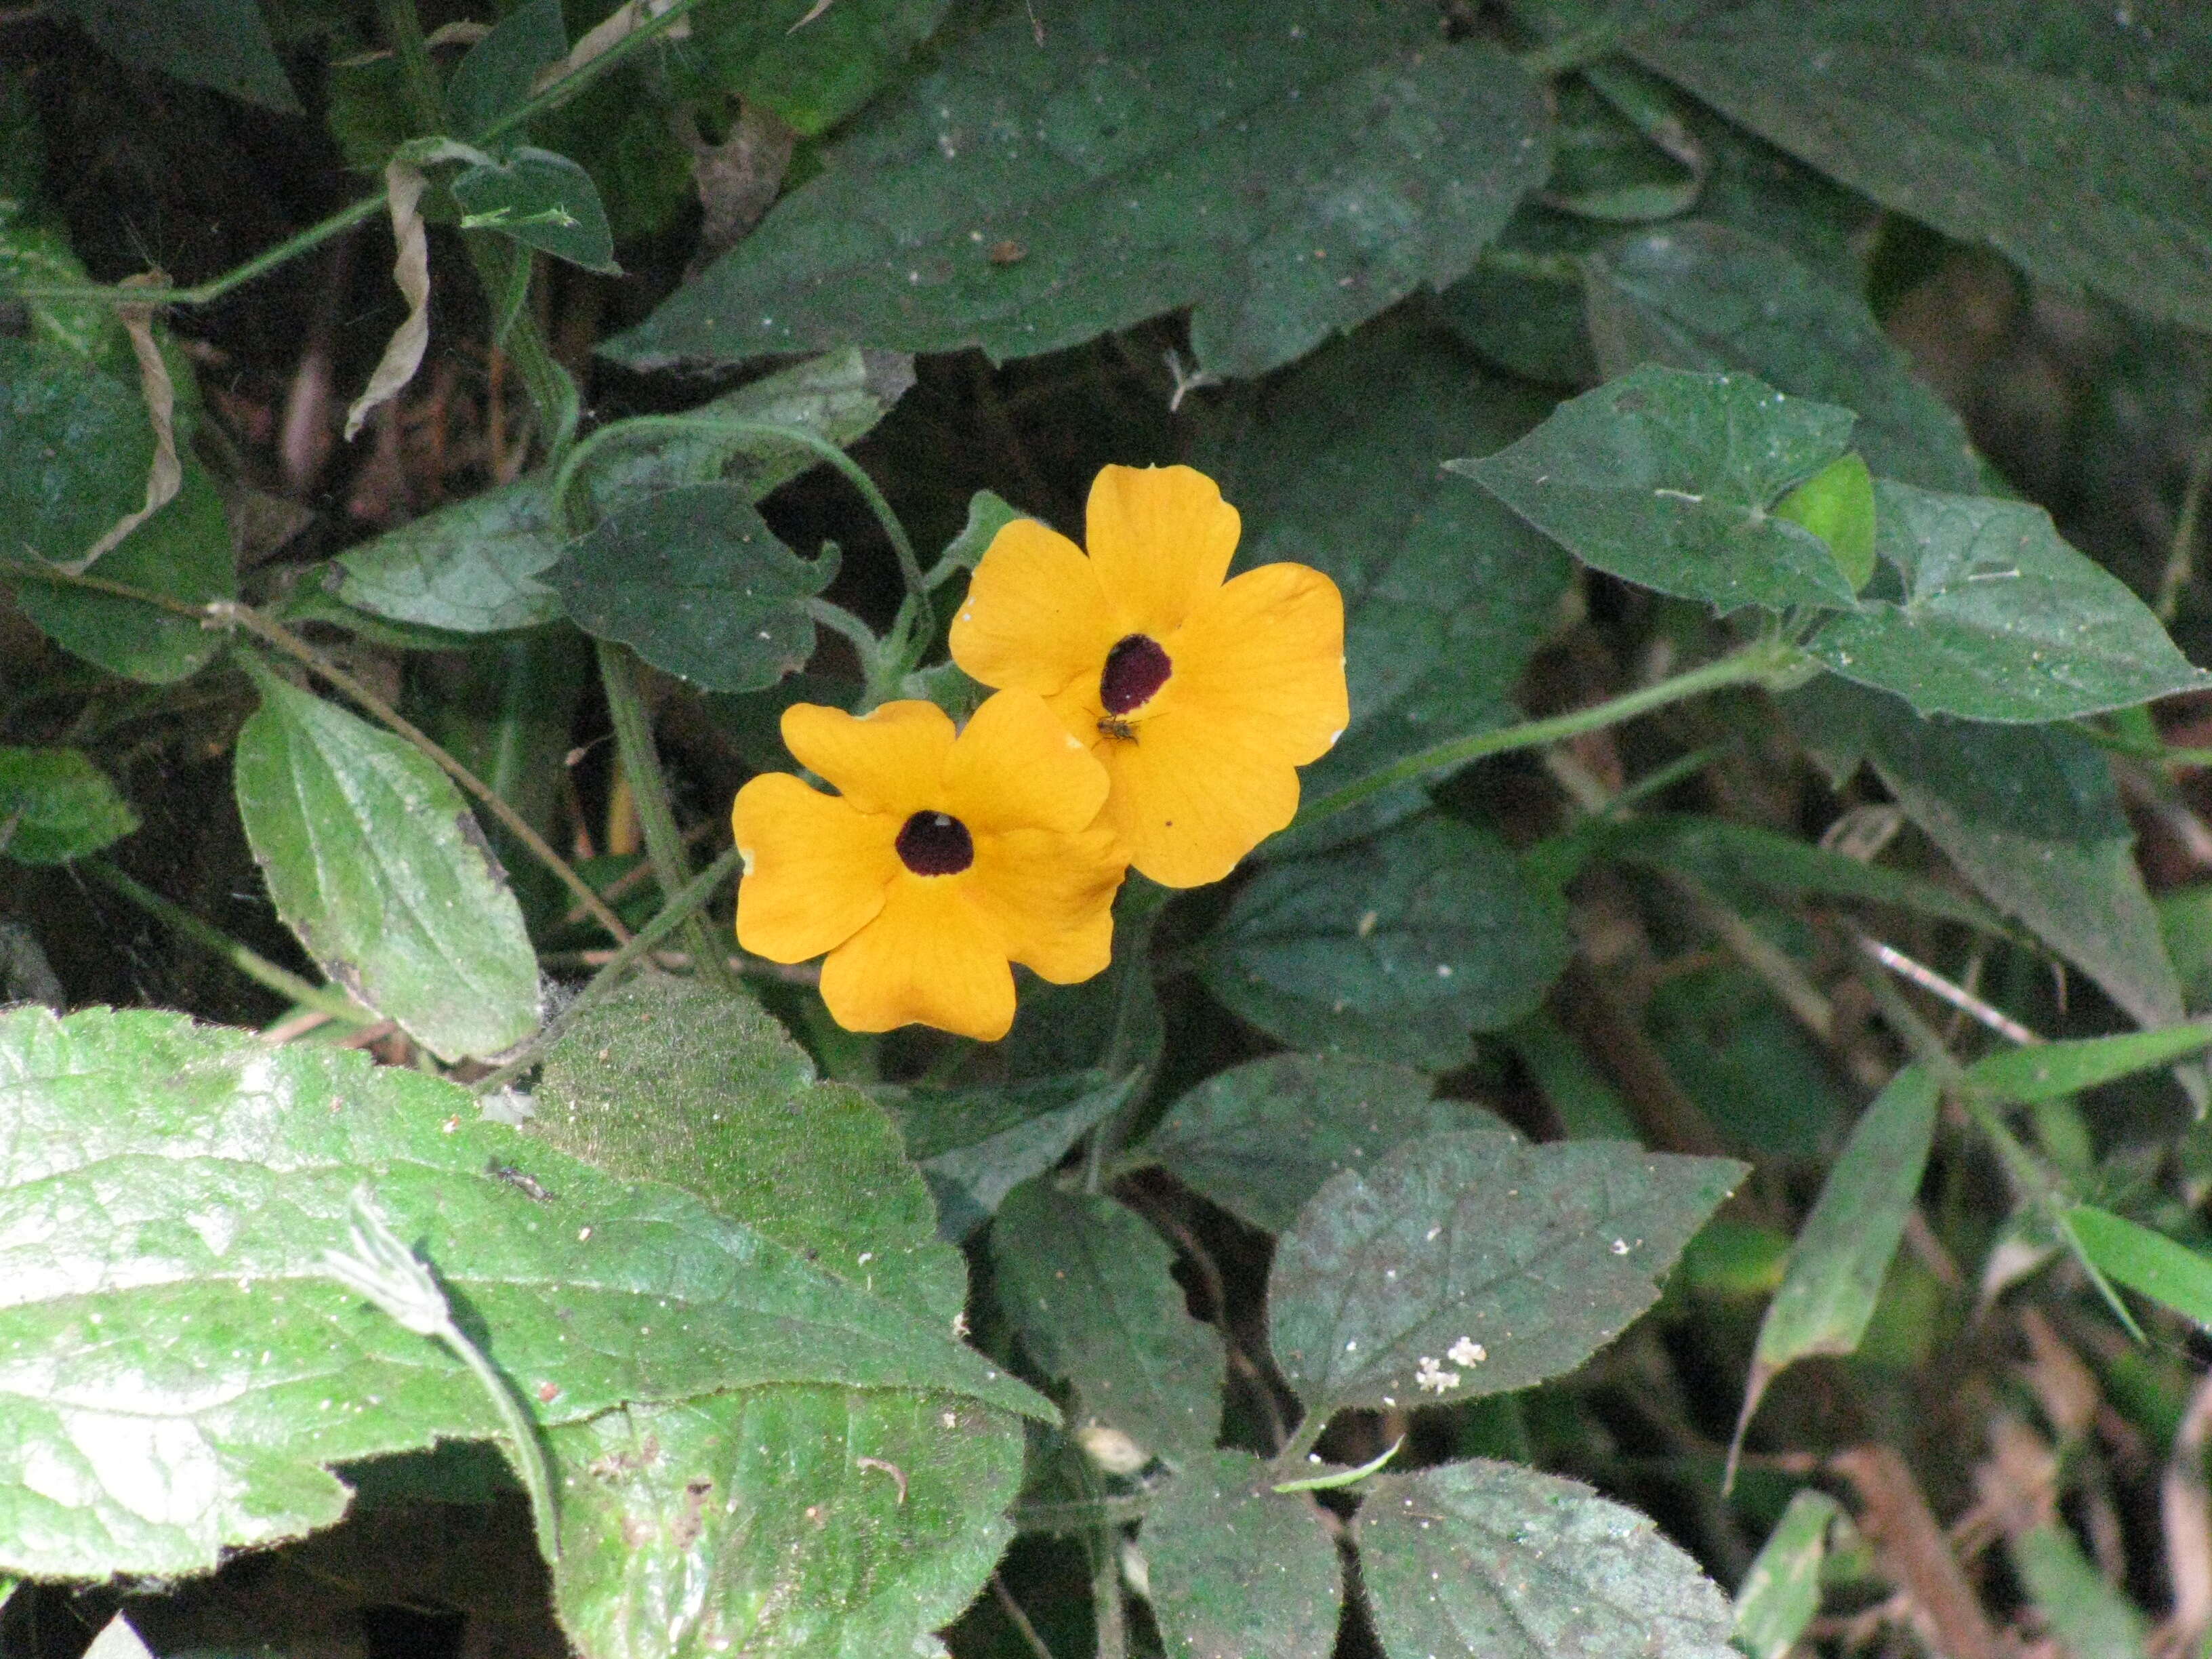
0,746,138,865
62,0,299,112
550,1387,1022,1659
1357,1460,1736,1659
534,974,965,1326
1965,1023,2212,1107
1202,814,1572,1071
1736,1067,1939,1444
452,147,620,274
1635,18,2212,335
1732,1490,1841,1659
1774,453,1876,592
1453,365,1858,613
0,1005,1048,1579
605,1,1549,379
2065,1206,2212,1330
1583,222,1980,493
550,483,836,693
992,1179,1224,1465
1269,1130,1742,1416
1805,481,2209,720
1132,1053,1513,1234
886,1071,1137,1242
1143,1450,1342,1659
232,668,540,1062
444,0,563,138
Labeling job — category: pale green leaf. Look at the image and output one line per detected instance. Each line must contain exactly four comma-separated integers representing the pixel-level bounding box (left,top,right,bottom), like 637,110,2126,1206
0,747,138,865
1732,1490,1841,1659
1965,1023,2212,1106
2065,1205,2212,1330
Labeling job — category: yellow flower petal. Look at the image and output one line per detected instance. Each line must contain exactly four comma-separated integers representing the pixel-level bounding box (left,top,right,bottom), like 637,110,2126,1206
945,688,1111,835
781,700,954,817
1165,561,1349,764
968,824,1125,983
1084,464,1241,637
820,878,1018,1041
1097,709,1304,888
949,518,1115,699
732,773,899,962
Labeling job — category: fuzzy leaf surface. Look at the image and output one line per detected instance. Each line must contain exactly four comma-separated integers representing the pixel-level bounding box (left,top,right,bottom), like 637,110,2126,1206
1143,1450,1343,1659
605,0,1549,379
1269,1130,1742,1416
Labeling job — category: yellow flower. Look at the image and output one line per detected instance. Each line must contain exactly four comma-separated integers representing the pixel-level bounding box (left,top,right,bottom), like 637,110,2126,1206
949,464,1348,888
732,691,1124,1042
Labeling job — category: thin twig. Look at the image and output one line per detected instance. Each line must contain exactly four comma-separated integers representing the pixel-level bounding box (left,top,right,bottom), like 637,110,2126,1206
1856,935,2043,1048
991,1575,1057,1659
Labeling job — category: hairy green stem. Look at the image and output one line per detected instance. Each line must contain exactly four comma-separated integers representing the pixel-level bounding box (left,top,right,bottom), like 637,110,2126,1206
381,0,445,132
462,233,579,464
474,844,745,1094
84,859,374,1025
596,640,739,993
1295,639,1809,829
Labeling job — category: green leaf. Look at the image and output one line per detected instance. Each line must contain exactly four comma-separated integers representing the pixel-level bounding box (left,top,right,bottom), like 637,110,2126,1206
1583,223,1981,494
884,1070,1139,1242
1357,1460,1737,1659
14,460,238,684
1201,814,1573,1071
0,747,138,865
604,3,1549,380
935,489,1023,577
1543,68,1702,224
1269,1130,1742,1416
1633,19,2212,335
550,1386,1023,1659
1732,1490,1841,1659
443,0,564,138
1452,365,1859,613
991,1179,1225,1466
678,0,955,137
0,197,127,367
62,0,300,112
0,334,151,565
533,974,966,1327
1143,1450,1343,1659
2065,1205,2212,1330
0,1005,1048,1579
1805,481,2209,720
550,483,837,694
1438,207,1599,387
1736,1066,1939,1443
1195,318,1572,856
2007,1521,2152,1659
232,667,540,1062
1130,1053,1513,1235
337,477,566,634
1965,1023,2212,1106
451,146,621,274
1789,678,2185,1031
1774,453,1877,592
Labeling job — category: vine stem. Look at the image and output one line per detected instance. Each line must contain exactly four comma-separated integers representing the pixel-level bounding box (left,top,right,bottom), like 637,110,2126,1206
1294,638,1811,829
209,601,633,943
595,639,740,994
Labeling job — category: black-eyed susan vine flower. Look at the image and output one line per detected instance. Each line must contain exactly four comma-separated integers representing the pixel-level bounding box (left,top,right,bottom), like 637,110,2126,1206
731,691,1125,1042
949,464,1349,888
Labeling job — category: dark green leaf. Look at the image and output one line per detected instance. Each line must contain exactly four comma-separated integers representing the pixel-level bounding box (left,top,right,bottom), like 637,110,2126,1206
1634,19,2212,335
1269,1130,1742,1416
62,0,300,112
444,0,564,138
605,3,1549,379
1131,1053,1513,1234
0,334,151,567
2065,1205,2212,1330
550,1387,1023,1659
1582,223,1980,494
1438,207,1599,386
1143,1450,1343,1659
337,478,565,634
15,461,238,684
0,1005,1047,1579
1202,815,1573,1071
1357,1460,1736,1659
452,146,620,274
0,197,127,367
935,489,1023,577
0,746,138,865
550,482,836,693
1732,1490,1841,1659
232,667,540,1062
992,1179,1224,1465
1774,453,1877,592
1647,962,1850,1160
1452,365,1858,612
1806,481,2209,720
1788,678,2184,1030
1737,1067,1939,1439
1197,319,1572,858
1542,70,1702,224
678,0,955,137
884,1070,1138,1242
1965,1022,2212,1106
533,974,966,1326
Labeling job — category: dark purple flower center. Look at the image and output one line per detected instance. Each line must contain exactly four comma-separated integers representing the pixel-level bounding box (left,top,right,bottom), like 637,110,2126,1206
895,811,975,876
1099,633,1172,716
